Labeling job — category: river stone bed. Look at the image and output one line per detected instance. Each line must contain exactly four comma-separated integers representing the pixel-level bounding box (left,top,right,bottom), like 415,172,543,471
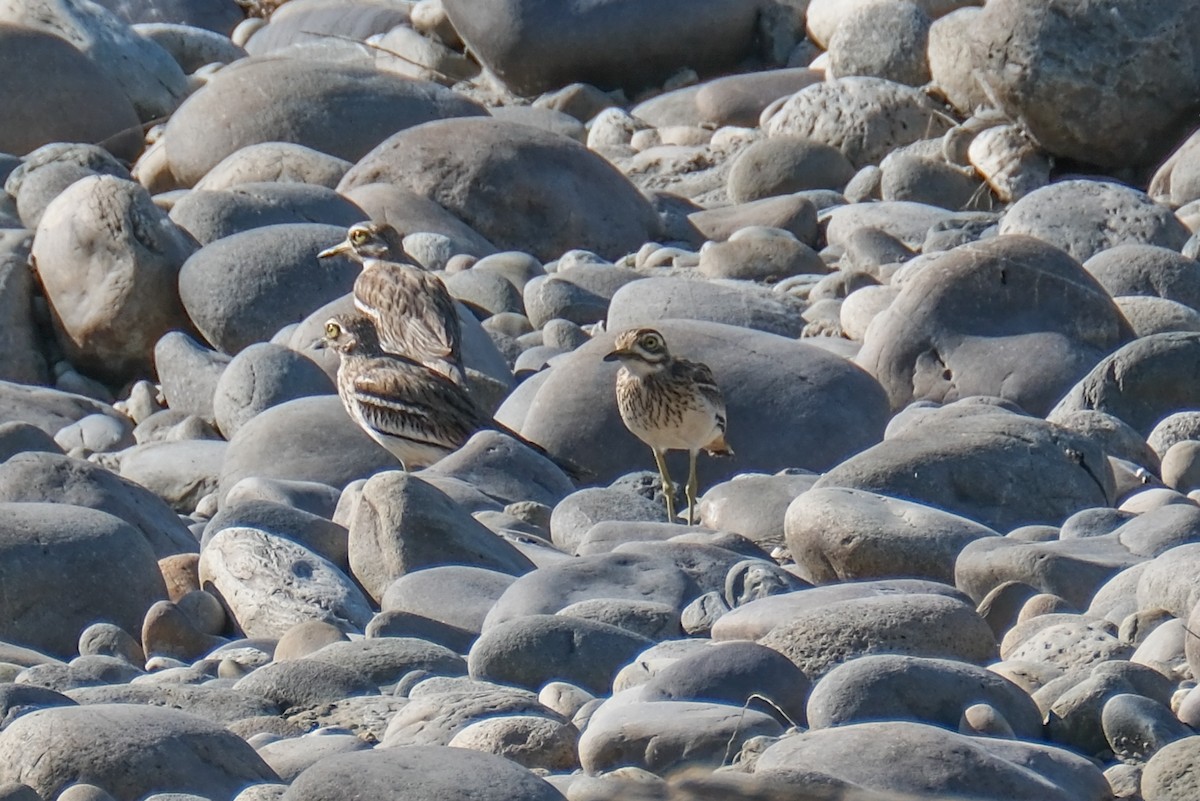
0,0,1197,800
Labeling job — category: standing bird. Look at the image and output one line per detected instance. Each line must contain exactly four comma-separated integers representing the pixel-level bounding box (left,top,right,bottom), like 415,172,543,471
318,221,466,386
604,328,732,525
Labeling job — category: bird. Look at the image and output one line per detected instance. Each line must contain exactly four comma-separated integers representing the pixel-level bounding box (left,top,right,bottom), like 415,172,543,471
318,221,466,386
604,327,732,525
321,312,589,480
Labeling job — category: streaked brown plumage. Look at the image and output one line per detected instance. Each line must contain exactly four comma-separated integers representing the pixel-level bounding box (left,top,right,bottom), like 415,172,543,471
322,312,484,470
604,327,732,525
319,221,466,386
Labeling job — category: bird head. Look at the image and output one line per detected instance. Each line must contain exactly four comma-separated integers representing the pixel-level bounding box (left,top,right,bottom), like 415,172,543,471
318,221,407,262
320,313,382,355
604,327,671,375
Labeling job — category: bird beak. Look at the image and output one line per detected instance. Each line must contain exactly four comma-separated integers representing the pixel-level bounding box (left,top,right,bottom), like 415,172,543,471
603,348,628,362
313,338,327,351
318,240,352,260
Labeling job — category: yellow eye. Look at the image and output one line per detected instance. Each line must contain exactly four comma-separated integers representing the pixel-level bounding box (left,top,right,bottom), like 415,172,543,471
640,333,663,352
325,321,341,338
349,229,368,245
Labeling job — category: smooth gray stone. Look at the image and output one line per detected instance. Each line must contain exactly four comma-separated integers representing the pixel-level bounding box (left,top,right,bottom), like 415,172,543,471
757,592,997,679
688,194,819,244
164,58,487,185
1117,295,1200,337
199,526,375,637
1000,180,1190,263
858,235,1132,416
178,223,357,354
212,343,334,439
0,234,44,385
195,143,351,192
224,477,341,519
0,0,187,123
0,422,60,463
306,638,465,687
1084,244,1200,311
338,118,661,261
1037,661,1175,757
339,183,498,259
612,540,749,598
347,472,534,603
1102,692,1192,762
880,150,983,210
468,614,652,695
482,552,697,630
234,659,376,709
442,0,761,96
640,639,810,726
1051,408,1160,471
807,654,1042,738
755,720,1110,800
0,683,76,729
1142,736,1200,800
33,175,196,382
0,452,198,558
815,410,1114,533
500,319,889,487
728,137,855,203
16,655,143,692
764,77,952,168
365,611,475,653
169,183,366,245
155,331,231,424
969,0,1200,169
557,597,680,640
786,487,999,584
1050,332,1200,437
0,704,277,799
204,499,348,570
243,2,407,55
381,566,516,636
280,746,564,801
696,68,823,128
578,697,783,775
444,269,524,317
257,733,369,783
704,473,818,550
489,105,586,142
8,143,129,229
419,430,576,508
549,487,667,554
0,26,141,159
117,439,226,513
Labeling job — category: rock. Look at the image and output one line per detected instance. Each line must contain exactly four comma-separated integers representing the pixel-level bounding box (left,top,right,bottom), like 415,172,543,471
727,137,856,202
281,746,564,801
421,430,576,507
169,183,366,245
205,499,348,570
969,0,1200,169
697,227,825,282
927,7,988,114
233,659,376,709
141,600,225,662
578,698,783,775
764,77,953,168
0,704,277,801
1150,128,1200,208
607,276,806,338
381,565,515,637
133,22,245,71
338,183,498,259
827,0,931,86
824,200,965,249
817,408,1114,532
1038,661,1176,757
502,319,889,487
557,598,679,641
256,733,369,783
212,343,334,439
695,472,817,550
0,0,187,122
339,118,660,261
999,180,1190,263
688,194,819,244
1143,736,1200,800
195,143,351,192
1050,332,1200,436
807,654,1042,739
382,681,557,746
755,720,1110,800
441,0,761,96
1003,616,1133,671
786,487,998,584
1102,693,1192,761
33,175,195,382
199,526,375,637
1117,296,1200,337
178,223,358,354
155,331,230,424
117,440,225,513
0,452,198,558
758,592,996,679
956,535,1141,611
0,235,44,385
447,715,579,771
347,472,534,602
0,26,141,159
305,637,465,688
164,59,486,185
1083,244,1200,310
858,235,1132,415
694,68,822,128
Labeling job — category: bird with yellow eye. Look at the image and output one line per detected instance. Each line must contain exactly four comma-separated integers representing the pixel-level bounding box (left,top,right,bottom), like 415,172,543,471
319,221,466,386
604,327,732,525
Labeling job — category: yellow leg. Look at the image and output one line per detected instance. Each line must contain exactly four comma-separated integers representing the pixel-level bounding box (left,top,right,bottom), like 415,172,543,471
686,449,699,525
652,449,676,523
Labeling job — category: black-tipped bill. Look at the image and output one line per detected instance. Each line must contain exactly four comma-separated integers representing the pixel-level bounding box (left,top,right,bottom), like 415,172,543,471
318,240,353,260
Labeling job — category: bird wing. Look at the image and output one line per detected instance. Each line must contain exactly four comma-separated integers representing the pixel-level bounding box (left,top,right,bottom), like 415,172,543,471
350,358,480,451
679,359,728,433
354,266,463,364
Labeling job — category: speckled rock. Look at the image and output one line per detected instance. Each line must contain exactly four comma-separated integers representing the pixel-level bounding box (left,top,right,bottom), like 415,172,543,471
827,0,931,86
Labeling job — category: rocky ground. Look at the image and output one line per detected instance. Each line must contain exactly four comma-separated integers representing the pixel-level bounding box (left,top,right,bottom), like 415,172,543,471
0,0,1197,799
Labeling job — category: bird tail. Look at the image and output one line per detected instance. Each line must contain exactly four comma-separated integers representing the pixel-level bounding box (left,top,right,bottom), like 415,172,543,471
704,432,734,458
